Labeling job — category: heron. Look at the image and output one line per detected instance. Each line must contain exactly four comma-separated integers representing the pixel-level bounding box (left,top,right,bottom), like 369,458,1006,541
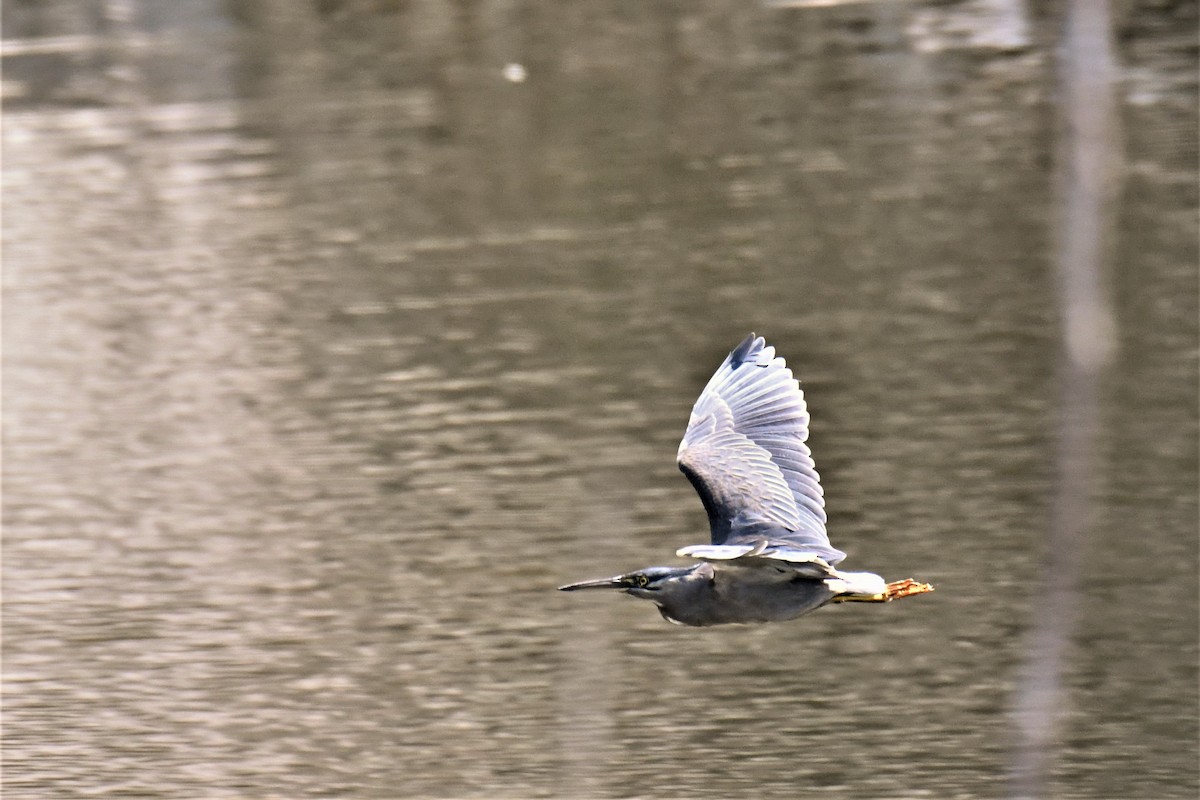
559,333,933,626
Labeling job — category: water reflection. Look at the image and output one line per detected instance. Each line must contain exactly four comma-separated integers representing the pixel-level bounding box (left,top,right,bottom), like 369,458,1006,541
4,2,1196,798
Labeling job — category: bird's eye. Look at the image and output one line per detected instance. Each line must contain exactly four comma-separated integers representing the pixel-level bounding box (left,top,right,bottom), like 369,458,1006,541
634,575,649,588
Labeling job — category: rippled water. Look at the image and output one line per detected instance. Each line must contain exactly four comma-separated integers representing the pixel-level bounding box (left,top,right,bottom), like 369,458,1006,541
3,2,1197,798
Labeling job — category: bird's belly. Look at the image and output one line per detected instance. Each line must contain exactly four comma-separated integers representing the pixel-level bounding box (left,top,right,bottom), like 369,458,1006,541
683,578,835,626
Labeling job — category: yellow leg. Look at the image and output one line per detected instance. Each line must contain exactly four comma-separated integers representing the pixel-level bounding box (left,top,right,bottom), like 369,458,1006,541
831,578,935,603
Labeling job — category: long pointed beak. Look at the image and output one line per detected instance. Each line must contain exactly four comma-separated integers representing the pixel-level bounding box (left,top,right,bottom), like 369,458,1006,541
558,576,627,591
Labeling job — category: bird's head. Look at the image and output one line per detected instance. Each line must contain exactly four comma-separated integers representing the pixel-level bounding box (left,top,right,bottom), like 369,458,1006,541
558,565,695,600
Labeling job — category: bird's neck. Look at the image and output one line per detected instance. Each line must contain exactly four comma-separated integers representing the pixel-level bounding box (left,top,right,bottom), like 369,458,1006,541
654,566,718,627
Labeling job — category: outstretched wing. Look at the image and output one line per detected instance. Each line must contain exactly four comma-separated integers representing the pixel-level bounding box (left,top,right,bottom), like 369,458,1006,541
676,334,845,565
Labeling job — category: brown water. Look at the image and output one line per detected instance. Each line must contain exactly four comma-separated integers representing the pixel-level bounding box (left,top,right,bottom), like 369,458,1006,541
3,2,1197,798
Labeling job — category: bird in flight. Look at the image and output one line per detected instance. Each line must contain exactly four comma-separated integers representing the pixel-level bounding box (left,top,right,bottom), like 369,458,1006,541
560,334,933,626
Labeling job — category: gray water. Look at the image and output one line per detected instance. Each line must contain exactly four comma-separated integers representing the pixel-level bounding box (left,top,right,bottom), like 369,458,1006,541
3,2,1197,798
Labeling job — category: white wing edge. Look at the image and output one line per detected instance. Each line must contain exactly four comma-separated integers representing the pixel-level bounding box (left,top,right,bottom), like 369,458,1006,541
676,543,765,560
676,543,831,569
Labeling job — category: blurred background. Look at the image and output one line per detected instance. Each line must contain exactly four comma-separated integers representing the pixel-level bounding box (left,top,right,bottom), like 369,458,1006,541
2,0,1197,797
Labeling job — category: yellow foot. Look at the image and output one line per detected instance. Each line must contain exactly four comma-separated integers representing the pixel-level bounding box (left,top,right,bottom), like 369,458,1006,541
883,578,935,601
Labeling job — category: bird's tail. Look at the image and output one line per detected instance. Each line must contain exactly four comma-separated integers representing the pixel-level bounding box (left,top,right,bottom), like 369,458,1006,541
827,571,934,603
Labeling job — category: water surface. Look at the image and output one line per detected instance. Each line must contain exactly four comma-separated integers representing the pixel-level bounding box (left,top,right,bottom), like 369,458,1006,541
4,2,1197,798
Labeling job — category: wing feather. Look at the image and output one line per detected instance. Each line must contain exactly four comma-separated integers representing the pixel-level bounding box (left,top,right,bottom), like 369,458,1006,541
676,334,845,565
